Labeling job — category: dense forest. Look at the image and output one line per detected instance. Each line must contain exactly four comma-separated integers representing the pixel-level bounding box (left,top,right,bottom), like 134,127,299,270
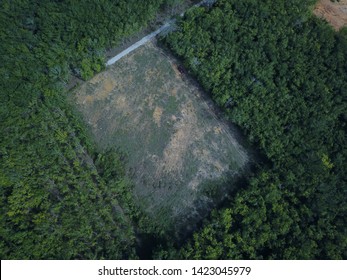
162,0,347,259
0,0,173,259
1,0,346,259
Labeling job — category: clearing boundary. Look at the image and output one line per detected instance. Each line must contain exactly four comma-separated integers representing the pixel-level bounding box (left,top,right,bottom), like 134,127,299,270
75,41,250,236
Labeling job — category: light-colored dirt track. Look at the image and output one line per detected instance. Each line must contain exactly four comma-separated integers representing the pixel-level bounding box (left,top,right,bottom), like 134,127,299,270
106,0,216,66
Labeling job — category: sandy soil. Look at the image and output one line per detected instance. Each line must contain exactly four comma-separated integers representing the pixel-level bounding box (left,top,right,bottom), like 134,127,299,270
314,0,347,31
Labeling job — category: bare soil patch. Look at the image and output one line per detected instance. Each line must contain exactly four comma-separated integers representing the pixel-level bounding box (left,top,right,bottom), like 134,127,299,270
74,41,250,236
314,0,347,31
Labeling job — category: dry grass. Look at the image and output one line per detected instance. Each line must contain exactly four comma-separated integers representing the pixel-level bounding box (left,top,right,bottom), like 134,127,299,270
73,41,250,235
314,0,347,31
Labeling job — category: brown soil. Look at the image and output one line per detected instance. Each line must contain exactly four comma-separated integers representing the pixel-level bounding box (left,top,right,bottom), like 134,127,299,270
314,0,347,31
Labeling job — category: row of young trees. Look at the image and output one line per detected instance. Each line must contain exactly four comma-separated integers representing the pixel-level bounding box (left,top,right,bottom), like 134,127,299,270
162,0,347,259
0,0,174,259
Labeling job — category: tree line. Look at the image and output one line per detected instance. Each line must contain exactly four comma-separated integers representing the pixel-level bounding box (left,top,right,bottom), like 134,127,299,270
162,0,347,259
0,0,174,259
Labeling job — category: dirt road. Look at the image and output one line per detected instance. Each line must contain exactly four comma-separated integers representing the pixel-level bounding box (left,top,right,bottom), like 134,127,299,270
106,22,171,66
106,0,216,66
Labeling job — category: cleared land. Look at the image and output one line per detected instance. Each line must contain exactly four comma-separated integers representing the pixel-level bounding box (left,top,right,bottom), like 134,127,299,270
314,0,347,31
74,41,250,235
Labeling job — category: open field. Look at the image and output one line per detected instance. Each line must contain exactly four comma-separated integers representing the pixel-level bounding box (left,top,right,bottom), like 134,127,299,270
74,41,250,235
314,0,347,31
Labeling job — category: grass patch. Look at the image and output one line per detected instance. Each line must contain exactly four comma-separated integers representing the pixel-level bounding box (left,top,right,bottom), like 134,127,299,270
73,41,251,237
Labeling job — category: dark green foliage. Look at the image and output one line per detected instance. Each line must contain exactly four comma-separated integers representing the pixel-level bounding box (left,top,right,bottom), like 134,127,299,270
2,0,346,260
163,0,347,259
0,93,137,259
1,0,164,82
0,0,167,259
